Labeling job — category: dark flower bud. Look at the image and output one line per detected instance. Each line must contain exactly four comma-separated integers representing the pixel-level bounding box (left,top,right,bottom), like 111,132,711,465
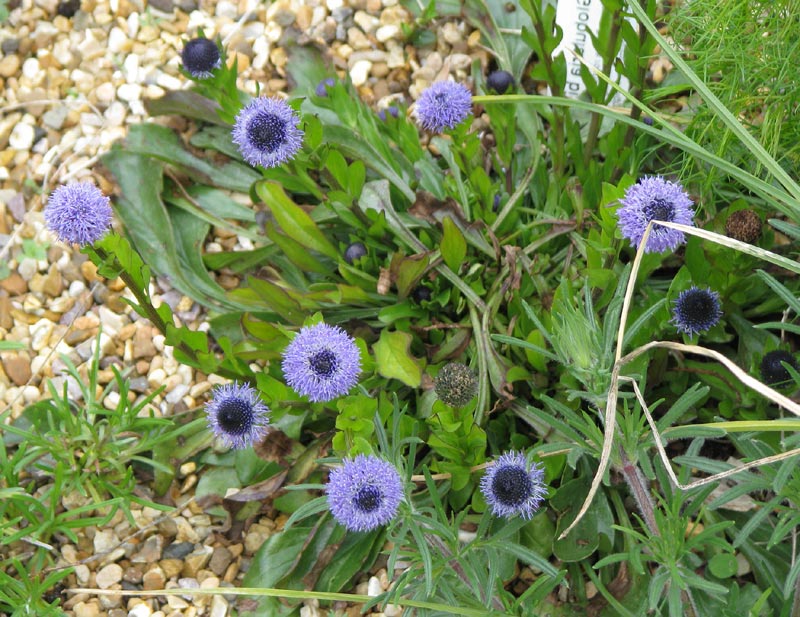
760,350,799,387
486,70,514,94
181,38,221,79
493,194,501,212
725,209,761,244
411,286,431,303
434,362,478,407
671,286,722,337
642,116,654,126
344,242,367,264
315,78,336,97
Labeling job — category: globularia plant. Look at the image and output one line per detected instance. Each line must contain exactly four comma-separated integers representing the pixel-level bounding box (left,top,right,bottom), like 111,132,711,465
14,1,800,615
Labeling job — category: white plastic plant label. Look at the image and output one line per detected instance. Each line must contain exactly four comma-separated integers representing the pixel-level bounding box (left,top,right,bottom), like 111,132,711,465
553,0,630,106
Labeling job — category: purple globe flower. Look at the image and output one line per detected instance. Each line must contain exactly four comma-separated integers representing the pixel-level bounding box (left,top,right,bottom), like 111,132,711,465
205,382,270,449
326,454,404,532
671,286,722,336
480,451,546,520
44,182,113,246
616,176,695,253
415,81,472,132
232,97,304,168
281,322,362,403
181,38,221,79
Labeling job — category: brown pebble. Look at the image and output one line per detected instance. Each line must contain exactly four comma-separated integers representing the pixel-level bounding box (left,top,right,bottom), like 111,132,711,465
0,292,12,329
159,558,183,579
132,326,157,359
80,260,100,282
2,352,32,386
0,272,27,296
64,328,97,346
142,565,166,590
208,546,233,576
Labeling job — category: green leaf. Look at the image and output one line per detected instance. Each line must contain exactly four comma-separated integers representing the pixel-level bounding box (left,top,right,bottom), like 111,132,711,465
708,553,738,579
441,216,467,272
373,329,424,387
254,181,338,259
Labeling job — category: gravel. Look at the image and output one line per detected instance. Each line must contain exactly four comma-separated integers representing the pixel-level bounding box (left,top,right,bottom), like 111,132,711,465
0,0,483,614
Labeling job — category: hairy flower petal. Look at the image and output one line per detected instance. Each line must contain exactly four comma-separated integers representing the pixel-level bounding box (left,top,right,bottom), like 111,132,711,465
45,182,113,246
480,451,547,519
232,97,304,168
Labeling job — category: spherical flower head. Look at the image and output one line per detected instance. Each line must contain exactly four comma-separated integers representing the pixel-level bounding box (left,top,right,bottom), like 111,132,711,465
434,362,478,408
616,176,695,253
232,97,304,169
486,70,514,94
281,323,362,403
326,454,404,532
45,182,112,246
181,38,221,79
343,242,367,264
415,81,472,133
671,286,722,336
760,350,799,387
205,382,270,450
725,209,762,244
480,451,547,519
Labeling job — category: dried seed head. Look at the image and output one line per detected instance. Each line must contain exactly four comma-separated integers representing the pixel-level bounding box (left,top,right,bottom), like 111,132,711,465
725,209,762,244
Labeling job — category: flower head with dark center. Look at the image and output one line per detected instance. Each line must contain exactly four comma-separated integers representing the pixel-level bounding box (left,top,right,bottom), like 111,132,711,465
434,362,478,407
760,350,800,387
480,451,546,519
616,176,695,253
671,286,722,336
181,38,221,79
205,382,270,450
45,182,113,246
232,97,304,168
281,322,361,402
415,81,472,133
326,454,404,532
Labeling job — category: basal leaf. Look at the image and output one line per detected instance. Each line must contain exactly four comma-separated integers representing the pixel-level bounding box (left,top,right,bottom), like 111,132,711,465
373,329,424,387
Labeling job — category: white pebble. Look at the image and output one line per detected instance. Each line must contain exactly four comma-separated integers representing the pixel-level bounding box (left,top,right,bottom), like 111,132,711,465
128,603,152,617
155,72,182,91
22,386,39,403
68,280,87,296
367,576,382,596
22,57,41,80
108,27,128,53
104,102,127,127
215,0,237,18
353,11,379,33
95,563,123,589
18,257,39,281
350,59,371,86
375,24,399,42
123,53,141,84
117,83,142,102
9,123,35,150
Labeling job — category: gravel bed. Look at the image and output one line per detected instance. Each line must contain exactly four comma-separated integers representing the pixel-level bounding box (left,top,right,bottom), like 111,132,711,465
0,0,481,614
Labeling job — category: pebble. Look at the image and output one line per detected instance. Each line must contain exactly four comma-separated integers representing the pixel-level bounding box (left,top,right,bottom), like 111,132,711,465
73,601,101,617
350,59,372,86
0,54,20,78
209,596,228,617
96,563,124,589
162,541,194,560
9,124,36,150
142,566,167,591
133,534,164,563
128,603,153,617
117,83,143,102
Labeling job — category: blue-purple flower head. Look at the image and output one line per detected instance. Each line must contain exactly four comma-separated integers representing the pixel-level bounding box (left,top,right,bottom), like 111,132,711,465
671,286,722,336
415,81,472,133
232,97,304,168
617,176,695,253
326,454,404,532
281,322,361,403
205,382,270,449
45,182,113,246
480,451,546,519
315,77,336,97
181,37,221,79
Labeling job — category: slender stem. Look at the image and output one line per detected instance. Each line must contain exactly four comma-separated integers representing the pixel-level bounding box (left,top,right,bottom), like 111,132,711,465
619,449,658,535
90,246,244,383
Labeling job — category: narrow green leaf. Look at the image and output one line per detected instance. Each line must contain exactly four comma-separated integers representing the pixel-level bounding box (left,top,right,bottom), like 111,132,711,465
255,181,338,259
